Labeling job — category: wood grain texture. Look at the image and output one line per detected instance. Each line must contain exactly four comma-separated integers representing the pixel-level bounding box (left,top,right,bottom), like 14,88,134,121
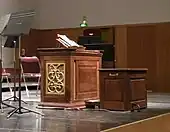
99,69,147,111
38,48,102,106
21,22,170,93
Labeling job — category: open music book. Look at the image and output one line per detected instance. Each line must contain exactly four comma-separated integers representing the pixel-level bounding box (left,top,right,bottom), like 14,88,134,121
56,34,80,48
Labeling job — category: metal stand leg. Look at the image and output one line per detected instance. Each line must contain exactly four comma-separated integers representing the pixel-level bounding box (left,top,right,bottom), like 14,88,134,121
0,60,17,112
3,47,27,104
3,96,27,104
7,37,44,119
36,77,40,96
7,66,44,119
22,72,29,97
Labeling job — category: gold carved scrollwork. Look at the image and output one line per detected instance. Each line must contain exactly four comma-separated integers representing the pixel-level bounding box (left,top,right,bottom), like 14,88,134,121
46,63,65,95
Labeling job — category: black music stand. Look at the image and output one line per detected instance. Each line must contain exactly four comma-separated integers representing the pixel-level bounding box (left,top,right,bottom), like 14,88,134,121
1,10,44,118
0,14,17,112
2,36,27,104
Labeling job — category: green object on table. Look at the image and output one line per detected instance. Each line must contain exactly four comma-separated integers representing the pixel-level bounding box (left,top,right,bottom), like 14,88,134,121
80,16,88,27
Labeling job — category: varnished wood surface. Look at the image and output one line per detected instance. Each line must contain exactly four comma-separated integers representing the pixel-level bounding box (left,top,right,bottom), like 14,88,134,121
37,47,103,56
38,48,102,107
99,68,148,72
99,69,147,111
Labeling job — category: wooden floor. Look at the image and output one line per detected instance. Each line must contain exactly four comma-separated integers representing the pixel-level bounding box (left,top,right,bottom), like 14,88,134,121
1,88,170,132
103,113,170,132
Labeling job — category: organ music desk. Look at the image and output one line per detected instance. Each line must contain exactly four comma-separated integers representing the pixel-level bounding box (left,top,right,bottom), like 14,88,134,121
37,47,102,108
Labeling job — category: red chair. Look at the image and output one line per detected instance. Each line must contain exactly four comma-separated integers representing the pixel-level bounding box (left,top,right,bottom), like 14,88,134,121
1,67,30,97
20,56,41,96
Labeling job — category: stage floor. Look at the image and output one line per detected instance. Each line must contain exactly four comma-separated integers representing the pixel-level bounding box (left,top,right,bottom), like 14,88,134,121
0,90,170,132
2,82,39,89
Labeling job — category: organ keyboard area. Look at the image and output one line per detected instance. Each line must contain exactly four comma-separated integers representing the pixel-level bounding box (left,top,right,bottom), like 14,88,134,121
77,34,115,68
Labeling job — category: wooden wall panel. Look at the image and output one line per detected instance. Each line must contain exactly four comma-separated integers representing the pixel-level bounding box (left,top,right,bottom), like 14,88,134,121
21,29,56,56
155,23,170,92
55,28,83,42
126,25,157,91
21,22,170,93
38,30,56,48
115,26,127,68
21,29,41,56
21,28,83,56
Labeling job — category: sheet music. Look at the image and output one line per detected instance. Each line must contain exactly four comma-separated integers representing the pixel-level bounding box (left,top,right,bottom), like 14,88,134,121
70,40,80,47
57,34,80,47
0,36,7,47
56,38,69,48
0,13,10,45
0,14,11,33
2,47,15,68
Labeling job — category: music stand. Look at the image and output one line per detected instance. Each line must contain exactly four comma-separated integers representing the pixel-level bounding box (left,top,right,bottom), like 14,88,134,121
2,36,28,104
0,14,17,112
1,10,43,118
